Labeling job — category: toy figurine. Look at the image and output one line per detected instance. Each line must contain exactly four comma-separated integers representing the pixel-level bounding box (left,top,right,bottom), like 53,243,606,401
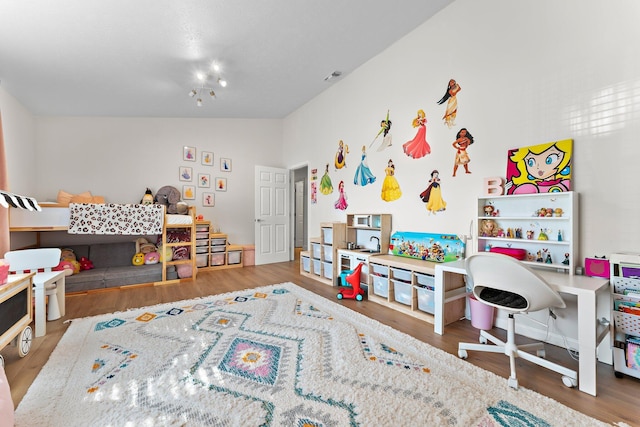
506,228,514,238
554,208,563,217
480,219,499,237
483,204,495,216
545,253,552,264
536,250,544,262
526,230,534,240
562,253,570,265
557,230,563,241
538,229,548,240
515,228,523,239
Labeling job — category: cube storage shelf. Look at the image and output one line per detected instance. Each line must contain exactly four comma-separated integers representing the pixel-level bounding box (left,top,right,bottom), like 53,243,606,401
197,229,243,271
299,222,347,286
368,255,466,325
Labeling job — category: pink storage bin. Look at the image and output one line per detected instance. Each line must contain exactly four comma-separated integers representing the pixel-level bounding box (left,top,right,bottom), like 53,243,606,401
0,261,9,285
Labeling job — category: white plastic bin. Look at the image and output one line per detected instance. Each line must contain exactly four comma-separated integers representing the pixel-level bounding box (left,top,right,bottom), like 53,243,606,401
228,250,242,265
370,263,389,277
322,261,333,280
210,253,225,266
372,275,389,298
301,256,310,272
392,279,412,305
322,227,333,244
391,268,412,282
211,245,226,253
311,243,321,259
196,254,208,267
211,237,227,246
323,245,333,262
196,246,208,254
313,259,321,276
416,286,435,314
414,272,435,289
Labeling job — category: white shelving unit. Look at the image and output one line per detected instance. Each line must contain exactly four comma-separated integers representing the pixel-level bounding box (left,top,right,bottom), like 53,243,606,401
475,192,577,275
609,253,640,380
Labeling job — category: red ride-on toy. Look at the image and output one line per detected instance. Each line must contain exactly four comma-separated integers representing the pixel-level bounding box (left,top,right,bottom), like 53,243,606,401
337,262,366,301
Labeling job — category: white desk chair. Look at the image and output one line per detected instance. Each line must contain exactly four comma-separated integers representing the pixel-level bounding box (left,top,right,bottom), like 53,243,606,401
4,248,66,338
458,253,577,389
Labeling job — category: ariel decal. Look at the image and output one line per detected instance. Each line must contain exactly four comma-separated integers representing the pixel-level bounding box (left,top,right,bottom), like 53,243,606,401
334,140,349,170
436,79,461,128
505,139,572,194
402,109,431,159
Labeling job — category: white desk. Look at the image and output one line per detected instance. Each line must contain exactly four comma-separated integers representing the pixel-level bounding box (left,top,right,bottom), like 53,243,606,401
32,271,66,337
435,260,610,396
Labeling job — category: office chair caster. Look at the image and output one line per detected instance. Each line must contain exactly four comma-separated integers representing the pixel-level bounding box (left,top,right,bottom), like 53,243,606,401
479,336,488,344
458,349,468,359
562,375,577,388
537,349,546,358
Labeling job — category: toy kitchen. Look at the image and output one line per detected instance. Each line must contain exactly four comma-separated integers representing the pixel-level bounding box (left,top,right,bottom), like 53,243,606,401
337,214,392,287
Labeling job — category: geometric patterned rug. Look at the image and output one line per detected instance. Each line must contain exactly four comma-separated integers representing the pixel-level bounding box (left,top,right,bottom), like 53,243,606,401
15,283,614,426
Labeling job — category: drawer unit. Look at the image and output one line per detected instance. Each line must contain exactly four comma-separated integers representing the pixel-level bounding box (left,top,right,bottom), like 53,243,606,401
392,279,412,306
323,245,333,262
228,249,242,265
372,275,389,298
391,267,411,282
416,286,435,314
313,259,322,276
322,261,333,280
311,243,322,259
301,255,311,273
210,253,225,266
196,254,208,267
415,272,435,289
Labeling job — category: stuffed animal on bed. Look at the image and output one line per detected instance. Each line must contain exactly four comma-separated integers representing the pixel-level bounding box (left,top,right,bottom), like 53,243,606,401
140,188,154,205
154,186,182,214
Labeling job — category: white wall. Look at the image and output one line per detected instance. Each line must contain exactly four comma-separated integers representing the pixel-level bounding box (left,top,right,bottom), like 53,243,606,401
283,0,640,261
1,86,38,249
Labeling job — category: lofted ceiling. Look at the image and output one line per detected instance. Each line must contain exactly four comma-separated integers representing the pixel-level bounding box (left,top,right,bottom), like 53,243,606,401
0,0,452,119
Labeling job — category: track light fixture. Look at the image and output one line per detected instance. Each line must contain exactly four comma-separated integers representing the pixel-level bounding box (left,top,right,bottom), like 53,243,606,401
189,63,228,106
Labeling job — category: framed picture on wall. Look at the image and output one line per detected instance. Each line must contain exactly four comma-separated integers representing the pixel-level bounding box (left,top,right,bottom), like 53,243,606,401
179,167,193,182
201,151,214,166
215,177,227,191
182,185,195,200
198,173,210,188
183,146,196,162
203,192,215,207
220,157,232,172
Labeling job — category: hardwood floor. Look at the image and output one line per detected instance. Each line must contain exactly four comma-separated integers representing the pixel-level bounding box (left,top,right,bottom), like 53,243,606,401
3,259,638,426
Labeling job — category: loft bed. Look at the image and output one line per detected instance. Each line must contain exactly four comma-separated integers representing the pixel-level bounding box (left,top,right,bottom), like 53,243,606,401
8,202,197,283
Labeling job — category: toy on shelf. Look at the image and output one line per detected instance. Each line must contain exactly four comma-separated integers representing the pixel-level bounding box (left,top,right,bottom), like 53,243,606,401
337,262,365,301
480,219,499,237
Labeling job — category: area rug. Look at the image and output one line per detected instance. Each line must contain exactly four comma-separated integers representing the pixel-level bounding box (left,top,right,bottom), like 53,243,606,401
15,282,612,426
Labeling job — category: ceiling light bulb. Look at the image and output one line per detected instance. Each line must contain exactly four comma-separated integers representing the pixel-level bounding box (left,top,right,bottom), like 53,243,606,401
212,64,220,72
218,78,227,87
209,90,216,97
196,98,203,107
189,89,197,97
196,72,205,81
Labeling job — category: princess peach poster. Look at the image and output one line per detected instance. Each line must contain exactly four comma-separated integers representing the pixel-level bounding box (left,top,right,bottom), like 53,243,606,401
505,139,572,195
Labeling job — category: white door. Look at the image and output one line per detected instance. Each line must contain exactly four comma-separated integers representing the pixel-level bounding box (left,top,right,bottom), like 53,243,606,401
255,165,290,265
294,180,304,247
